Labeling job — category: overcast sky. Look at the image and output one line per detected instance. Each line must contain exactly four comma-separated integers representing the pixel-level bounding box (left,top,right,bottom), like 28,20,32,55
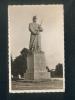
8,5,64,69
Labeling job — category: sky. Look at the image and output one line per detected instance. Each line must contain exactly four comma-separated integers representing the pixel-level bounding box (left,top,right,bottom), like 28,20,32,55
8,5,64,69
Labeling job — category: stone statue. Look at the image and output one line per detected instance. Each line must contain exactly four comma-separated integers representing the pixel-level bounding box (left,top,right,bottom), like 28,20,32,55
29,16,43,52
24,16,50,80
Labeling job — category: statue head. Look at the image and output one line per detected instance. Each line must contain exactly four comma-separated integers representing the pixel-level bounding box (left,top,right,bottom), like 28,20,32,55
33,16,37,22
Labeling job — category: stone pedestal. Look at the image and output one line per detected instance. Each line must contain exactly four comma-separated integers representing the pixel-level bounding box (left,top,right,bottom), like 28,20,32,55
24,52,50,80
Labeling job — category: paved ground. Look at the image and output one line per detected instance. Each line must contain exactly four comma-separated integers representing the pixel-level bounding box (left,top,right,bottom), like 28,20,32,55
11,78,63,90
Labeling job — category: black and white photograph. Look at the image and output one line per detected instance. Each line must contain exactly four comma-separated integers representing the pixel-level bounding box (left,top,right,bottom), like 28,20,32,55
8,5,64,93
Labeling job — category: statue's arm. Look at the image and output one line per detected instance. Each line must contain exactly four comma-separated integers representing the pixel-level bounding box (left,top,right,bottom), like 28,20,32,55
38,24,43,32
29,23,37,35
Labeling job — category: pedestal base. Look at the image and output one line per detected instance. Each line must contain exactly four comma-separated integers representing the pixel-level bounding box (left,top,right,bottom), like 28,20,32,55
24,52,50,80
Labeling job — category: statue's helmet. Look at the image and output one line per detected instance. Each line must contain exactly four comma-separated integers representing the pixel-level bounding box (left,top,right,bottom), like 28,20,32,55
33,16,37,20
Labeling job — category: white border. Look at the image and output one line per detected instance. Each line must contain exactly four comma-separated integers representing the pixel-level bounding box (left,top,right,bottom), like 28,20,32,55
8,4,65,93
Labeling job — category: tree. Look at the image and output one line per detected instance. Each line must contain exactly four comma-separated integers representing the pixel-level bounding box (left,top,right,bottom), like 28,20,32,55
55,63,63,77
11,48,29,77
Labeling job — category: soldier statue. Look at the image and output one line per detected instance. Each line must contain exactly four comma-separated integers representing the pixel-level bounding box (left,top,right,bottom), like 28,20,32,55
29,16,43,52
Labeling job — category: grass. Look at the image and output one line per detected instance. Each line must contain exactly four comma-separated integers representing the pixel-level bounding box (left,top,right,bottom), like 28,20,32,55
11,78,63,90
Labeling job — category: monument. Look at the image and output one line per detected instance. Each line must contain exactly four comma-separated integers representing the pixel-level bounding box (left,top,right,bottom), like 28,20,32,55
24,16,50,80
